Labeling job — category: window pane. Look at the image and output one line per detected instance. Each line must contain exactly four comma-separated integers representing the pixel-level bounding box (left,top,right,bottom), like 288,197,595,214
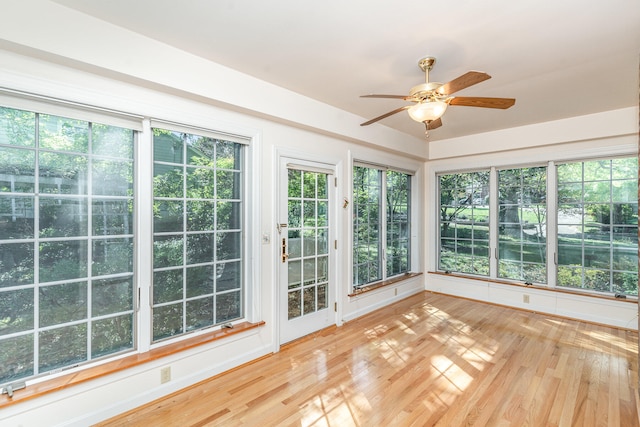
288,260,302,289
153,235,183,268
353,166,382,287
0,147,35,193
217,201,241,230
217,291,241,323
0,110,135,384
39,152,88,194
92,314,133,358
152,129,244,341
92,124,134,159
93,159,133,196
92,277,133,316
288,230,301,259
387,170,410,277
186,233,214,264
39,282,87,327
39,115,88,152
186,265,214,298
154,164,183,198
39,324,87,373
39,240,88,282
438,171,490,276
92,238,133,276
0,288,34,335
0,242,34,287
288,290,301,319
186,297,214,331
557,157,638,295
497,167,547,283
186,200,215,231
214,264,233,288
154,269,183,304
92,199,133,236
154,200,184,233
0,335,34,382
0,196,34,239
216,170,241,199
39,197,88,238
288,170,302,198
153,303,183,341
186,167,215,198
217,231,241,260
153,129,184,163
0,107,35,147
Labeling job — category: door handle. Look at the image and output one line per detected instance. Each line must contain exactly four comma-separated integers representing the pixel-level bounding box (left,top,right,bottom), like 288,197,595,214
281,238,289,263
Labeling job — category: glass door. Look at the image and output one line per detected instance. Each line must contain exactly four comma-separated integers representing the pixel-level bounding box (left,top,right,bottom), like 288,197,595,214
279,158,335,344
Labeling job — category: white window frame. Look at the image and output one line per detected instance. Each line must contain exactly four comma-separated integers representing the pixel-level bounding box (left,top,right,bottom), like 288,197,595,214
0,91,259,385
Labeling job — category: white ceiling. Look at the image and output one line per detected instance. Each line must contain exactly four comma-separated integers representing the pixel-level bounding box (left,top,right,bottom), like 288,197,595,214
52,0,640,141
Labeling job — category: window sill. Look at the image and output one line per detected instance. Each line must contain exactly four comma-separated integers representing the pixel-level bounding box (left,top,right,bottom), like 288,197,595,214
348,272,423,297
0,320,265,409
428,271,638,303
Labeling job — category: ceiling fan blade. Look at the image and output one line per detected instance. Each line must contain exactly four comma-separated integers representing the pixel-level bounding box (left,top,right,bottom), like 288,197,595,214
361,94,410,100
360,105,411,126
427,118,442,130
437,71,491,96
449,96,516,109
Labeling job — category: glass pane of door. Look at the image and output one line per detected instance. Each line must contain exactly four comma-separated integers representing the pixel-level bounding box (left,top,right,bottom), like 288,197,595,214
286,169,329,319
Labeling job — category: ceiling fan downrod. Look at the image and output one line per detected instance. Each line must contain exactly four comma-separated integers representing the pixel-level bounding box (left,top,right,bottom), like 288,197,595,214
418,56,436,83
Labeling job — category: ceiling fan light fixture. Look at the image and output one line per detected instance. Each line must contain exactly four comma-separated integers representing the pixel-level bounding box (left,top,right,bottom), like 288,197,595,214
407,100,448,123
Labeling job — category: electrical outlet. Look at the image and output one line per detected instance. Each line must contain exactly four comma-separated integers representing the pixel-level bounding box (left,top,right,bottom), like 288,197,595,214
160,366,171,384
523,294,530,304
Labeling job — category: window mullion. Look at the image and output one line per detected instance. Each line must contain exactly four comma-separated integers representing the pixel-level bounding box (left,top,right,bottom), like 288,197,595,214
489,167,498,279
136,120,153,353
380,170,387,280
547,161,557,288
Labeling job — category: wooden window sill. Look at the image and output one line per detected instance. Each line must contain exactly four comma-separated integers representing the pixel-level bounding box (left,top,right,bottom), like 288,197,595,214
348,272,423,297
0,321,265,409
428,271,638,303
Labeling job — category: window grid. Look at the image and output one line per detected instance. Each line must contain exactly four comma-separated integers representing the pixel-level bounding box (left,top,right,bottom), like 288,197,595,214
152,129,243,342
353,165,411,290
0,107,135,385
497,167,547,283
353,166,382,286
438,171,490,276
556,158,638,295
286,170,329,319
438,158,637,296
386,171,411,277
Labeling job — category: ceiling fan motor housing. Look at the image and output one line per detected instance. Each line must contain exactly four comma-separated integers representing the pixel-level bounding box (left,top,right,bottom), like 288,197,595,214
409,82,446,102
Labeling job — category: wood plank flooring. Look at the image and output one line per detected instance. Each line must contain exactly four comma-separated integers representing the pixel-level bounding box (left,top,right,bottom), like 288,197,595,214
95,292,639,426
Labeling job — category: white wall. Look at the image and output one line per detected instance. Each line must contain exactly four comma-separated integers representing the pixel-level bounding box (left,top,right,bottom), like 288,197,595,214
0,1,637,425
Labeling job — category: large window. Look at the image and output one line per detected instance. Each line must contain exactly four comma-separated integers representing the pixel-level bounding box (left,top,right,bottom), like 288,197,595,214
557,158,638,295
0,107,135,385
386,170,411,277
353,165,411,289
438,171,490,275
0,102,249,386
152,128,244,341
436,156,638,296
498,167,547,283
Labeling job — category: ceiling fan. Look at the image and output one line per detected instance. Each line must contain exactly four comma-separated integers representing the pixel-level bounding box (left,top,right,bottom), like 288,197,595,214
360,56,516,136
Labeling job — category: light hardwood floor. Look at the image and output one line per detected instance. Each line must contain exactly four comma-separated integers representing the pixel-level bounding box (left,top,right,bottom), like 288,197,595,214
95,292,639,426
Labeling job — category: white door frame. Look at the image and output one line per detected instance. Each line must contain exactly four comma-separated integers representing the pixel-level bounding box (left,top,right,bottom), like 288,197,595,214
276,152,340,347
